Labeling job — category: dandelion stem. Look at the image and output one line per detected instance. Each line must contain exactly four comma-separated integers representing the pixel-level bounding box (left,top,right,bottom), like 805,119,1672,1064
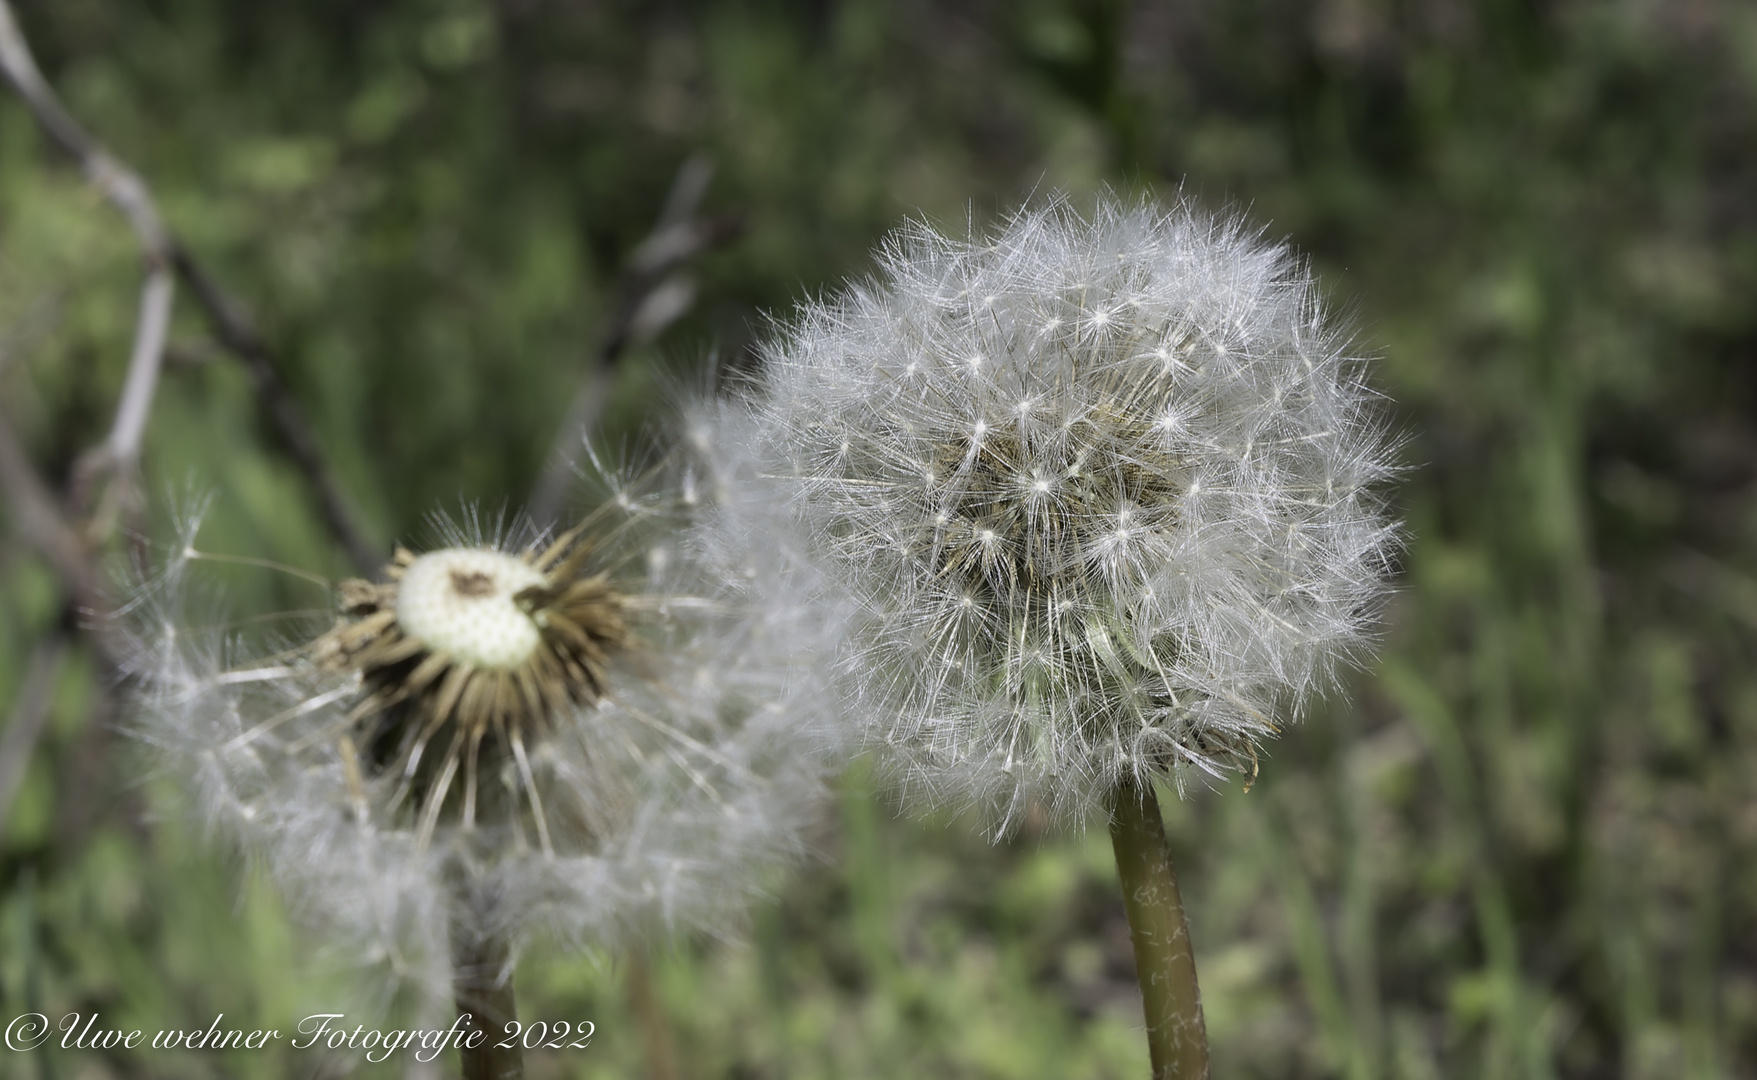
1108,777,1209,1079
452,927,523,1080
626,950,680,1080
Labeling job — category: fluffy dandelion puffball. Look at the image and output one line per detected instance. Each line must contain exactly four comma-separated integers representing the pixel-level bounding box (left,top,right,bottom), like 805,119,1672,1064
737,195,1398,830
128,424,847,992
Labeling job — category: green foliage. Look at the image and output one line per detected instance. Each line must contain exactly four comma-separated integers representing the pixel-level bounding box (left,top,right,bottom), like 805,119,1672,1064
3,0,1755,1076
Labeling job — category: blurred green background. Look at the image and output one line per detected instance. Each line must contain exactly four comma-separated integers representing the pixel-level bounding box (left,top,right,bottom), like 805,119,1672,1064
2,1,1755,1077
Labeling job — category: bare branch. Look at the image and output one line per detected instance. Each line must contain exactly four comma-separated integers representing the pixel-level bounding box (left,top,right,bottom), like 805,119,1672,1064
0,1,380,575
0,3,169,254
0,635,69,842
0,0,174,487
77,269,175,543
108,271,175,465
528,152,742,525
0,407,106,605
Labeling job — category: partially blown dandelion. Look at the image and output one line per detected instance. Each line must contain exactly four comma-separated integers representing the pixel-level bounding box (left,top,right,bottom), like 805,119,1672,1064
732,195,1398,1077
128,422,846,1074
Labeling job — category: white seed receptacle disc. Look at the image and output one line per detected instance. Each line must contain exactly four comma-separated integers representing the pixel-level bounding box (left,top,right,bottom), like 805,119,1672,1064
396,549,547,670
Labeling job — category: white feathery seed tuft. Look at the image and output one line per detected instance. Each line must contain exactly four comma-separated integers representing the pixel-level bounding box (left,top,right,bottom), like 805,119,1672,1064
727,194,1400,833
124,419,852,998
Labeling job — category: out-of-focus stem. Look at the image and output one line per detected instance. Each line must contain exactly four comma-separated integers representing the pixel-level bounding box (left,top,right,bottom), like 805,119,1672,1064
626,950,680,1080
452,928,523,1080
1108,777,1209,1079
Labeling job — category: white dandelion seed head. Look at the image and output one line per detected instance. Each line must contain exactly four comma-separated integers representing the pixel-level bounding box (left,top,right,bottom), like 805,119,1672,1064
734,193,1400,833
122,423,851,1001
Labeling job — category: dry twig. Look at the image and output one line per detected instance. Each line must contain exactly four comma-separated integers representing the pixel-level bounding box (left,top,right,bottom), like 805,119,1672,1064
528,153,741,524
0,0,380,575
0,408,106,609
0,0,173,538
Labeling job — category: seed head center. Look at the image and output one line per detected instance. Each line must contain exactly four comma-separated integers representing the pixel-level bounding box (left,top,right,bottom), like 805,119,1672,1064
396,549,547,670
